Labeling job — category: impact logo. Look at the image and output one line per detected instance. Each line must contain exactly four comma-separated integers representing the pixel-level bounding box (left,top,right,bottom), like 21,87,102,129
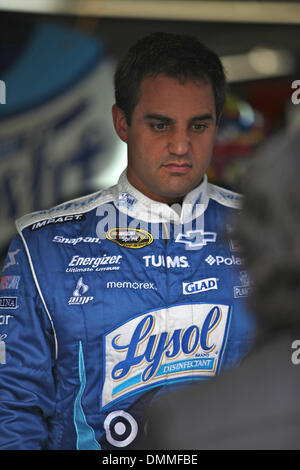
30,214,85,231
68,277,94,305
101,303,230,409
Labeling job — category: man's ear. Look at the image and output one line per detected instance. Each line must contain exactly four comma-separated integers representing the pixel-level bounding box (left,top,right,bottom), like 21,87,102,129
112,104,129,143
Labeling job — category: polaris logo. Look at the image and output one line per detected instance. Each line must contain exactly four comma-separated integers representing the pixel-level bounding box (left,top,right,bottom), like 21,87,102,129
205,255,244,266
183,278,218,295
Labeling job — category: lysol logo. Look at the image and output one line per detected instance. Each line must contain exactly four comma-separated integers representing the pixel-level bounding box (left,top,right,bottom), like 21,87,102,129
182,278,218,295
101,303,230,409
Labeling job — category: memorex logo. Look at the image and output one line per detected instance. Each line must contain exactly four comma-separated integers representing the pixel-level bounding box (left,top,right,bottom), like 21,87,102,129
106,280,156,290
0,80,6,104
101,303,231,409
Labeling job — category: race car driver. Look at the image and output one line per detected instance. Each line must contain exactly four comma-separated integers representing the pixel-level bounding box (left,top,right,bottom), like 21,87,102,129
0,32,256,450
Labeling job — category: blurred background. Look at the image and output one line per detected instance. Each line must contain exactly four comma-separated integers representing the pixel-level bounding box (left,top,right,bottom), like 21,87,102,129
0,0,299,265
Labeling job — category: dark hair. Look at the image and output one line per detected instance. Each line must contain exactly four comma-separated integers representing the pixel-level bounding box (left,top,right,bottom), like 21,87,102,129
234,130,300,332
114,32,226,125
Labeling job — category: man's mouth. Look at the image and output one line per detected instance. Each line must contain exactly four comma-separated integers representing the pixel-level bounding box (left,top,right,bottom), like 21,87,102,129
162,162,192,174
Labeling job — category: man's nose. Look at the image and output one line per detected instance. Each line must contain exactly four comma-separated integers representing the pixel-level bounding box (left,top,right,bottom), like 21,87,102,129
168,128,190,156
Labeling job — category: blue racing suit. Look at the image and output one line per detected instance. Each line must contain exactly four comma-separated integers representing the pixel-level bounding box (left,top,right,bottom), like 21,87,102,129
0,171,256,449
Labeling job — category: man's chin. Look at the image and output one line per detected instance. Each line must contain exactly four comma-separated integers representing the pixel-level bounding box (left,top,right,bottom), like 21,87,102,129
155,182,201,204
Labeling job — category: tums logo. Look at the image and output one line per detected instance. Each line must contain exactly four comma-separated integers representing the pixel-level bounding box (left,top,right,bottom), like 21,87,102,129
143,255,189,269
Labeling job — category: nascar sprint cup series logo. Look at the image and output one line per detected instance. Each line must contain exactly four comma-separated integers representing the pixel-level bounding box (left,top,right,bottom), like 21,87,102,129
106,228,153,249
101,303,231,409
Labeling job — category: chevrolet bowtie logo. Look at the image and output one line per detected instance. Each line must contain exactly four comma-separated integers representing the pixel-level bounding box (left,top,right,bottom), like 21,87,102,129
175,230,217,248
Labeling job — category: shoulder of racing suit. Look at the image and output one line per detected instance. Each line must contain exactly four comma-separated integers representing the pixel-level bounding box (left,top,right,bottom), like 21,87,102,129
16,175,243,234
15,185,118,233
207,181,243,210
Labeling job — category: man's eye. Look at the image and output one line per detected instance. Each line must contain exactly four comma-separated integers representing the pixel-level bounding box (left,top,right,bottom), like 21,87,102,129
151,122,167,131
192,123,207,132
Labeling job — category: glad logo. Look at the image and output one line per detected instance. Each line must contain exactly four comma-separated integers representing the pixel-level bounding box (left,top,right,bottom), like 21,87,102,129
101,303,230,409
183,278,218,295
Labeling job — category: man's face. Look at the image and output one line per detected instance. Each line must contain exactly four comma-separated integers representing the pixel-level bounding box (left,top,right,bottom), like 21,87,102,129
112,74,219,203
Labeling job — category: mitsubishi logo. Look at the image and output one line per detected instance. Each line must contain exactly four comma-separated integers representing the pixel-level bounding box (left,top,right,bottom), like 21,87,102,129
175,230,217,249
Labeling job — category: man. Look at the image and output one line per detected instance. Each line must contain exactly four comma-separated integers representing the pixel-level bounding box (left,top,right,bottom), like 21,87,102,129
138,130,300,450
0,32,255,450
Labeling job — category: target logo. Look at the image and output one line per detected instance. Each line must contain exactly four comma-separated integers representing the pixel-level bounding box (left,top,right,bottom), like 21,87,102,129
104,410,138,447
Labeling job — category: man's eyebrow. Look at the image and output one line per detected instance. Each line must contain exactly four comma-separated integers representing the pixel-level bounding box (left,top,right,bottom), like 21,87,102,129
144,113,214,122
144,114,173,122
190,113,214,122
